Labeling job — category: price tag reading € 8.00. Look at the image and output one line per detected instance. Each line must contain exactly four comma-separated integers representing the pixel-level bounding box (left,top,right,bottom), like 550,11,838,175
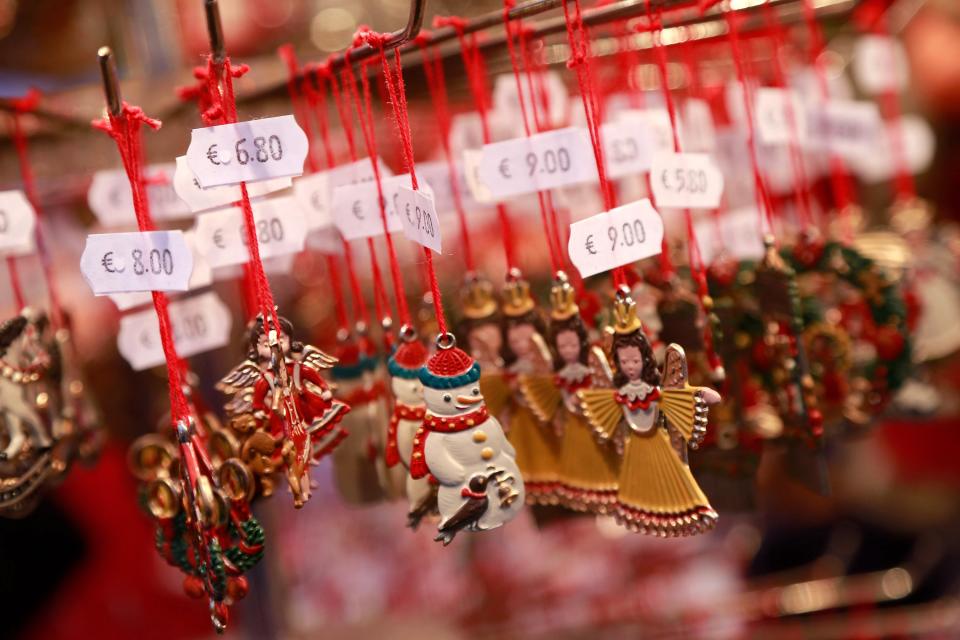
396,186,441,254
186,115,308,188
650,152,724,210
567,199,664,278
0,190,37,257
478,127,596,198
80,230,193,294
194,195,307,269
117,291,232,370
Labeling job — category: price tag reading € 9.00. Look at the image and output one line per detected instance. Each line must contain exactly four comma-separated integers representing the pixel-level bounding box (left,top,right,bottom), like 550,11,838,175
80,230,193,294
650,152,724,210
186,115,308,188
117,291,232,370
567,199,664,278
478,127,596,198
331,174,434,242
194,195,307,269
0,190,37,257
395,186,441,254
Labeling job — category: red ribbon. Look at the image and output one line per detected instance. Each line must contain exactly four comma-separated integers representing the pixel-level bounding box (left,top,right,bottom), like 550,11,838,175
615,388,661,411
409,406,490,479
385,403,426,468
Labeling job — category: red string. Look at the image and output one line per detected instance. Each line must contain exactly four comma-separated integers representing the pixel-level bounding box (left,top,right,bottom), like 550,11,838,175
93,103,190,424
306,65,338,170
416,39,476,272
441,20,517,271
278,45,320,174
361,31,449,336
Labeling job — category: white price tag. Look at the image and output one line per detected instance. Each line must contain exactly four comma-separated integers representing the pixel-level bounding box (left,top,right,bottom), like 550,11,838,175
618,109,677,155
601,121,653,179
194,196,307,268
88,163,191,227
292,158,393,231
306,227,344,255
117,291,231,370
804,100,884,161
693,207,765,265
650,153,724,209
754,88,807,145
479,127,597,198
846,114,935,183
331,175,433,241
681,99,716,152
463,149,496,204
173,155,291,213
567,199,664,278
0,190,37,257
80,231,193,294
396,187,441,254
186,115,309,188
853,35,909,95
493,71,568,130
105,232,212,310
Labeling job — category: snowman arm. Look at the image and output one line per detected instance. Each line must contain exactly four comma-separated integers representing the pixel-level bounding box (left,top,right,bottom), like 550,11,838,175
426,440,467,486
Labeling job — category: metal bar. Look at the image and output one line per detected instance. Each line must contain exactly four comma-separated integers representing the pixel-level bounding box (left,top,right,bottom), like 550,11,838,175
204,0,227,63
97,46,122,117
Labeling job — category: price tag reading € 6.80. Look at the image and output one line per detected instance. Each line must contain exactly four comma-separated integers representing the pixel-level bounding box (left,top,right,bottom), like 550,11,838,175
650,152,724,210
117,291,232,371
478,127,596,198
395,186,441,254
567,199,664,279
0,190,37,257
80,230,193,294
186,115,308,188
194,195,307,269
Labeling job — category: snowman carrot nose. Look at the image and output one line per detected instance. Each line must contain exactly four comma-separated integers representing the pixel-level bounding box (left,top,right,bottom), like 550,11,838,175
456,395,483,405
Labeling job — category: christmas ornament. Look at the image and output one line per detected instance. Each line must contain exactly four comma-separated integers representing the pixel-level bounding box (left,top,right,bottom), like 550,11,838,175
410,336,524,545
578,286,720,535
519,272,619,513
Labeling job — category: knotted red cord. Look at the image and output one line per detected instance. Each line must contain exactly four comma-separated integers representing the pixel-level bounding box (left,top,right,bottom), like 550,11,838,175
437,17,518,271
359,31,449,335
92,104,190,424
560,0,629,288
306,64,338,170
416,37,476,272
278,45,320,174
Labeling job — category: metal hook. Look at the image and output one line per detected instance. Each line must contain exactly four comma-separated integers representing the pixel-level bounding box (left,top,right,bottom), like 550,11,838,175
97,46,122,117
327,0,426,72
205,0,227,63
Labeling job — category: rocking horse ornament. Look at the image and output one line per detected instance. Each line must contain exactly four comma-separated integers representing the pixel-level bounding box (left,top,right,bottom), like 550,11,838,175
217,314,349,508
578,286,721,536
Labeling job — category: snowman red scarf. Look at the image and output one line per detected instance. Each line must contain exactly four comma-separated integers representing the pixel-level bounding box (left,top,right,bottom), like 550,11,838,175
409,405,490,479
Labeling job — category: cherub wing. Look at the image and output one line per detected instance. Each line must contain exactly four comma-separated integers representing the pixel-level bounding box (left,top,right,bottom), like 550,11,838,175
659,344,714,448
301,345,338,370
216,360,261,395
519,374,562,423
480,373,511,419
587,345,614,388
577,388,622,444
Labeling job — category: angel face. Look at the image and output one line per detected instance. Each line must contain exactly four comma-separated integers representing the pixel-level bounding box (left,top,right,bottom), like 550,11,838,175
423,381,484,417
616,345,645,382
506,323,536,360
468,322,501,358
255,331,290,363
555,329,581,365
391,375,424,407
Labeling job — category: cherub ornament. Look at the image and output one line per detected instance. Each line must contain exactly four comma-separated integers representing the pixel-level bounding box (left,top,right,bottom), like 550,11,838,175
578,287,720,536
218,315,349,508
520,273,620,513
384,331,436,529
409,337,524,545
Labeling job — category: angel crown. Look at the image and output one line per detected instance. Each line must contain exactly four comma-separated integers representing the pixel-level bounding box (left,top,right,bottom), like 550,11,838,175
612,285,643,335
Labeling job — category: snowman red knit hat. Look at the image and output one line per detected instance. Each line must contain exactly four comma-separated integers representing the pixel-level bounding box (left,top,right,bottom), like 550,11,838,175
387,339,429,379
418,346,481,389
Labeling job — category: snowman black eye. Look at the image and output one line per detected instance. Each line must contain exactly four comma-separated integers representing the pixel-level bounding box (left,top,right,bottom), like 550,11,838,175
472,387,480,396
443,393,452,403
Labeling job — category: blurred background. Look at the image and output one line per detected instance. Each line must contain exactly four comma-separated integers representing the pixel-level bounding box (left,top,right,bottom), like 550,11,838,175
3,0,960,638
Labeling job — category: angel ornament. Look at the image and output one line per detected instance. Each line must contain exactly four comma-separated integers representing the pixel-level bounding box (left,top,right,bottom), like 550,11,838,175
520,273,620,513
578,287,720,535
218,315,349,508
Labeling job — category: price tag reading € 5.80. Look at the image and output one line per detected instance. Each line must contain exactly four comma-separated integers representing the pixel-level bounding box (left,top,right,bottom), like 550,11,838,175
478,127,596,198
194,195,307,269
80,230,193,294
186,115,309,188
117,291,232,371
0,190,37,257
567,199,664,279
650,152,724,210
396,186,441,254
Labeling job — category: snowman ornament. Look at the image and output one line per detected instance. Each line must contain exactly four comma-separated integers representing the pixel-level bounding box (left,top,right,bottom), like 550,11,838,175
410,338,524,545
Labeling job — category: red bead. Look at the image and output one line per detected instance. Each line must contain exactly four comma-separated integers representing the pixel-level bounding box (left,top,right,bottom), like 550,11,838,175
227,576,249,601
183,575,205,599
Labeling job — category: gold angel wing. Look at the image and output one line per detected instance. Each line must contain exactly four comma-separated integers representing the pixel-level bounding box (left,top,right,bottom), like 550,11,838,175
661,343,689,390
577,388,622,444
587,345,614,388
519,374,562,423
300,345,339,370
480,373,511,419
529,331,554,374
660,386,710,448
224,389,255,419
216,360,261,394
